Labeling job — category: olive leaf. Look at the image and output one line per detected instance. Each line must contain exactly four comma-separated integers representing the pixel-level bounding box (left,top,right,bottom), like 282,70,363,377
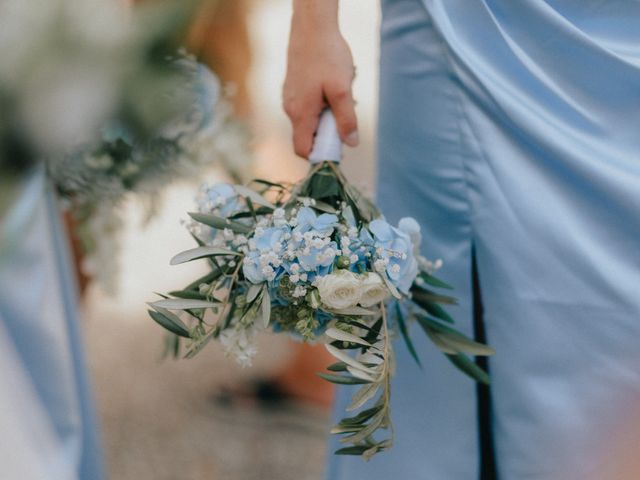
148,309,191,338
150,298,219,310
187,212,251,234
170,246,239,265
316,372,372,385
325,328,372,347
233,184,276,209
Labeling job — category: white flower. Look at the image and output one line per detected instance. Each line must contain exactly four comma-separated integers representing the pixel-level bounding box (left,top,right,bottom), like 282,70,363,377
219,326,258,367
359,273,390,307
316,270,362,310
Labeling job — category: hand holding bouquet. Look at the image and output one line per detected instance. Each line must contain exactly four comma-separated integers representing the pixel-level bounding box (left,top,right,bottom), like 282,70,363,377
149,110,494,459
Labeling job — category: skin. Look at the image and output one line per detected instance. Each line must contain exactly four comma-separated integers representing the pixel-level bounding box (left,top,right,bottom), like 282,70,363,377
283,0,359,158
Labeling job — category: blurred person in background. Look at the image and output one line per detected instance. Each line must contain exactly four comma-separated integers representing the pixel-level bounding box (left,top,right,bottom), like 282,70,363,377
283,0,640,479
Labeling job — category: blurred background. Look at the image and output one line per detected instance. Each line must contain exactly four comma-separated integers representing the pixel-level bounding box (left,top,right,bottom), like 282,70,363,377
80,1,380,479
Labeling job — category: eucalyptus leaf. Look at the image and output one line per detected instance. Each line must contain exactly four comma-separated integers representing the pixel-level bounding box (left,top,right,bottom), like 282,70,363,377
170,246,239,265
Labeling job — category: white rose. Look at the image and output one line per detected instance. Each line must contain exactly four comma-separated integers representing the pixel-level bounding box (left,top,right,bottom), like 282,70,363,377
316,270,362,310
358,273,390,307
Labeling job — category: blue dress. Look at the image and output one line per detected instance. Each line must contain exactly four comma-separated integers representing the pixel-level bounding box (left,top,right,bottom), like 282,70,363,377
0,170,104,479
328,0,640,478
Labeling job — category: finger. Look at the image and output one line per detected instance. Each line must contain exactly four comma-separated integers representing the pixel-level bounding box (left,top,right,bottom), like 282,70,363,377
324,80,358,147
292,109,324,158
283,86,325,158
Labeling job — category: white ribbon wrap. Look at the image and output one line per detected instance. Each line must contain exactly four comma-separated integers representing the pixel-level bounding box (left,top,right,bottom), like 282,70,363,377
308,109,342,164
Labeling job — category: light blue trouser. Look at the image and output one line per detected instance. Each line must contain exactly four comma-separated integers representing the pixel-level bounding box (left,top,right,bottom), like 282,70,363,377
327,0,640,478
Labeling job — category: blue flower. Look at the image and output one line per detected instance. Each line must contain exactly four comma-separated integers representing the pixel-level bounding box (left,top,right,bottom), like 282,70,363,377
297,241,338,273
206,183,241,217
255,226,289,251
293,207,338,236
242,250,265,284
369,218,419,294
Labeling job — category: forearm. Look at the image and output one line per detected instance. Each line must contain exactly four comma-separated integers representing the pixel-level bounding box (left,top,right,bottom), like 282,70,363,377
291,0,339,33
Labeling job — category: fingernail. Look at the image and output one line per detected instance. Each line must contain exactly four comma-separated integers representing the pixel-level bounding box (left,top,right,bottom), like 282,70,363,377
345,130,359,147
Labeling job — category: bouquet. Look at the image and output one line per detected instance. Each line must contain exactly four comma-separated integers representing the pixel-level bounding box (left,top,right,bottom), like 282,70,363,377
149,110,494,459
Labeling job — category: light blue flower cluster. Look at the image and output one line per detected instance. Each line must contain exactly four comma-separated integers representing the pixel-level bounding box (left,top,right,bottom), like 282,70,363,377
195,182,423,302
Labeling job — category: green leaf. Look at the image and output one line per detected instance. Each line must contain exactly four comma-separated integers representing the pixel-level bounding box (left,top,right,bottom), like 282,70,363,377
229,206,273,219
170,246,239,265
233,185,276,209
251,179,287,189
446,353,490,385
330,424,365,435
416,314,494,356
261,287,271,328
325,345,378,376
395,303,421,368
327,361,348,372
246,284,263,303
168,290,208,300
347,383,381,411
419,272,454,290
316,372,372,385
148,309,191,338
339,405,384,426
187,212,251,234
312,200,338,214
340,411,385,444
334,446,371,456
182,268,223,291
377,273,401,300
412,296,455,323
150,298,219,310
411,285,458,305
325,328,372,347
